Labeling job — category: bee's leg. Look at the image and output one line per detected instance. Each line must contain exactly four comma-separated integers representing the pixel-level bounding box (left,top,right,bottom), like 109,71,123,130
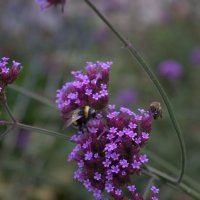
78,123,88,134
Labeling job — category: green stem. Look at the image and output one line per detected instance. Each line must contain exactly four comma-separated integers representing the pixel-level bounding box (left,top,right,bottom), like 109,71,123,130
8,84,57,110
143,165,200,200
143,177,155,200
1,91,16,123
84,0,186,184
144,148,200,191
0,120,70,140
0,125,14,140
4,101,16,122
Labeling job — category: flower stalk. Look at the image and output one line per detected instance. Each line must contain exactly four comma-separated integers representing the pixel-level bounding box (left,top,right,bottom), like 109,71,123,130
8,84,57,110
142,166,200,200
143,177,156,200
2,92,16,123
0,120,69,140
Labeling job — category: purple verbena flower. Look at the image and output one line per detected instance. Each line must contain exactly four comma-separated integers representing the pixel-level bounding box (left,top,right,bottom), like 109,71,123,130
151,186,159,194
108,104,115,110
93,188,102,200
119,159,129,168
103,159,111,168
127,184,143,200
57,61,157,199
94,172,101,181
85,151,93,160
110,152,119,161
139,154,149,164
127,185,136,192
158,60,183,80
0,57,23,96
152,197,158,200
105,183,114,193
115,188,122,196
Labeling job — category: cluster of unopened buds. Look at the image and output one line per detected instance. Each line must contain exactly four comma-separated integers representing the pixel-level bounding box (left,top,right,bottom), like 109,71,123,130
56,61,159,199
0,57,23,98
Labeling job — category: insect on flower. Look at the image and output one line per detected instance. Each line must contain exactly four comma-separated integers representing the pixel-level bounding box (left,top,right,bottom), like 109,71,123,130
149,101,162,120
64,106,97,130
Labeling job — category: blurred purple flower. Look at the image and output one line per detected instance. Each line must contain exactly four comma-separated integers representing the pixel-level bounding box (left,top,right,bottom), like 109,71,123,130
116,89,138,106
190,48,200,65
94,28,109,43
158,60,183,80
68,106,152,199
35,0,66,11
104,0,126,13
0,57,23,95
15,130,30,150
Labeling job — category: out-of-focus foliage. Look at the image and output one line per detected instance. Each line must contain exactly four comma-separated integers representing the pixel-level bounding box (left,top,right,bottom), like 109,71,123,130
0,0,200,199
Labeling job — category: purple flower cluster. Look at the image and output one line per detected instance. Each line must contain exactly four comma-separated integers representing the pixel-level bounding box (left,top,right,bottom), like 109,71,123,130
68,106,152,199
56,61,159,199
0,57,23,95
56,61,111,121
35,0,66,11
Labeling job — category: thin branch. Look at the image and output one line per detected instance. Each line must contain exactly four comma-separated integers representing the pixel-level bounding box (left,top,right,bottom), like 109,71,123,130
143,177,155,200
0,125,15,140
83,0,186,184
8,84,57,110
143,148,200,191
1,91,16,123
143,165,200,200
0,120,70,140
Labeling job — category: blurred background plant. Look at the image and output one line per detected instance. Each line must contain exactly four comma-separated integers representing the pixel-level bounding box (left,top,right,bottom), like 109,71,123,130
0,0,200,199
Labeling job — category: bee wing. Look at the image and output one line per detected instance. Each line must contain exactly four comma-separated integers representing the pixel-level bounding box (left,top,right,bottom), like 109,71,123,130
63,109,82,129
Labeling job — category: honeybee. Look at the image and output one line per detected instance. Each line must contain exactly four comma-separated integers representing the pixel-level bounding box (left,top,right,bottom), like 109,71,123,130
149,101,162,120
64,106,97,129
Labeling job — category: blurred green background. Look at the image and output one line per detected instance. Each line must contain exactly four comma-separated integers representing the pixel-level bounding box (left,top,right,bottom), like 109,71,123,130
0,0,200,199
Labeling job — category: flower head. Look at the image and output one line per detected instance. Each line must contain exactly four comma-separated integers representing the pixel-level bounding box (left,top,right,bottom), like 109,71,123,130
56,61,112,122
158,60,183,80
35,0,66,11
0,57,23,95
68,106,152,199
57,61,157,199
